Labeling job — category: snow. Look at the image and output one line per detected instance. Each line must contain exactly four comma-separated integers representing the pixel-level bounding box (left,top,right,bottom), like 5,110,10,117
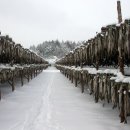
0,67,129,130
58,65,119,75
57,65,130,84
123,77,130,83
46,56,58,64
0,64,15,71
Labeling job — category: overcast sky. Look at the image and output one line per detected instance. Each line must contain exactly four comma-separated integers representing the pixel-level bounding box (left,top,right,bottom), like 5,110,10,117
0,0,129,48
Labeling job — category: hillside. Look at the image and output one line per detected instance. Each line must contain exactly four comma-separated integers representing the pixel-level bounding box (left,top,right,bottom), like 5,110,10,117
30,40,81,59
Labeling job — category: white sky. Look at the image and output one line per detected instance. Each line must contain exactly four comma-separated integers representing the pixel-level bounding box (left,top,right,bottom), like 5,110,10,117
0,0,129,48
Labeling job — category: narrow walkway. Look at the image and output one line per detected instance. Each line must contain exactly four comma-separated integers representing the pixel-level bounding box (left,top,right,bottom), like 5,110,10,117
0,67,129,130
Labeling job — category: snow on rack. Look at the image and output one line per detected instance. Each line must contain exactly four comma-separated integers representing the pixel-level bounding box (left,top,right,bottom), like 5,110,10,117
57,65,130,83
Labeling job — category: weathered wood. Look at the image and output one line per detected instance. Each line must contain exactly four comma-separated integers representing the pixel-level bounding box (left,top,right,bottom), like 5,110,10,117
117,1,122,23
0,30,49,99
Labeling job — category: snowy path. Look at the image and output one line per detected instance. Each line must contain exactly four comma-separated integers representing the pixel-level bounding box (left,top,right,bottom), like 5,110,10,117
0,67,129,130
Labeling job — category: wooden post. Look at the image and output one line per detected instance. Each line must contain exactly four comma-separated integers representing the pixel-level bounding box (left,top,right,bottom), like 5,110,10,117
30,68,33,79
75,72,78,87
20,70,24,86
75,78,77,87
34,69,36,77
28,71,30,82
8,77,15,91
0,90,1,100
81,72,84,93
117,1,124,75
12,76,15,91
71,72,73,83
117,1,122,23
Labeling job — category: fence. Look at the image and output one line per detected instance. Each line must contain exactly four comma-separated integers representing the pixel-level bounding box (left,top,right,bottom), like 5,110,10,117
55,19,130,124
0,32,49,99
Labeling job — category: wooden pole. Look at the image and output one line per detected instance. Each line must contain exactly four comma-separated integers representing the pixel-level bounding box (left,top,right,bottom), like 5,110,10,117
117,1,122,23
117,1,124,75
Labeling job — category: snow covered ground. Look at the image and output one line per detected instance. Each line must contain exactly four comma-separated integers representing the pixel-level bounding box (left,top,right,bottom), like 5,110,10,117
0,67,129,130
